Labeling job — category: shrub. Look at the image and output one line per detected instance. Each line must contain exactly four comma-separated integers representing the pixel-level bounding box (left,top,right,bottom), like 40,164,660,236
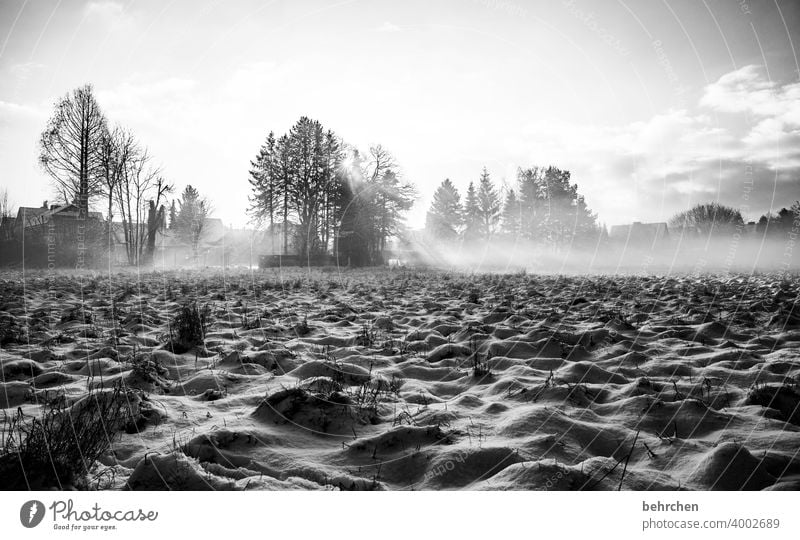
0,384,134,489
170,302,211,353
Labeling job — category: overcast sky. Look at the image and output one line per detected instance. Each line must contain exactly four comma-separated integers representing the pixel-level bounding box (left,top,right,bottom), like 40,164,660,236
1,0,798,228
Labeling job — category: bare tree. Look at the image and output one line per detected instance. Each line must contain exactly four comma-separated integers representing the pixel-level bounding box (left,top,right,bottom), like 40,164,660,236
0,187,14,241
0,188,12,218
144,179,172,261
669,202,743,237
98,127,137,261
39,84,107,217
365,144,396,183
114,144,172,266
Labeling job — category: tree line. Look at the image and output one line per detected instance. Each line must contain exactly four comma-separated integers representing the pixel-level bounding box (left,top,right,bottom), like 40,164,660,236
247,117,415,265
668,201,800,238
36,85,798,269
425,166,601,246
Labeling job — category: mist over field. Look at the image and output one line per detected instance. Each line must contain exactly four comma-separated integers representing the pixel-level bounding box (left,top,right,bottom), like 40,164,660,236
409,236,800,275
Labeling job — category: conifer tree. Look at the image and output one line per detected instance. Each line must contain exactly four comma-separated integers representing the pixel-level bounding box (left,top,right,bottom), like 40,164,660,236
425,179,463,241
462,181,480,242
476,167,500,238
174,185,210,261
168,200,177,229
500,188,521,237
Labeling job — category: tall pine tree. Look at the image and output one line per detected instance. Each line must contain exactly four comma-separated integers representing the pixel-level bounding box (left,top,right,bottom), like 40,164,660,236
476,167,500,238
246,117,416,265
247,131,281,252
425,179,462,241
173,185,210,261
168,200,178,229
500,188,521,237
514,166,598,246
462,181,480,242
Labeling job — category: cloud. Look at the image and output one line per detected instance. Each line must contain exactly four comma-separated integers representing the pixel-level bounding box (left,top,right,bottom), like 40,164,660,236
7,62,46,83
83,0,134,32
84,0,124,21
700,64,800,120
742,117,800,169
0,100,46,124
700,65,777,115
497,66,800,225
97,76,199,130
374,22,402,33
701,64,800,169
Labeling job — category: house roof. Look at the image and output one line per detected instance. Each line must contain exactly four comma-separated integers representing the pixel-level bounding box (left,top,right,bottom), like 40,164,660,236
15,207,48,227
16,204,103,227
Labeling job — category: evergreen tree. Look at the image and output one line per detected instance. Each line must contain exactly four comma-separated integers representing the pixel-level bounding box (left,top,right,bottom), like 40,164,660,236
515,166,598,245
756,201,800,237
173,185,210,261
538,166,574,244
276,133,292,255
476,167,500,238
247,131,281,252
517,166,543,240
247,117,417,265
168,200,177,229
336,149,371,266
500,188,521,237
425,179,462,241
462,181,480,242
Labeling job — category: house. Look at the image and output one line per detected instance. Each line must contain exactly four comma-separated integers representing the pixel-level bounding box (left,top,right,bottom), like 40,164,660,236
609,221,669,245
4,199,310,268
14,203,103,241
8,203,104,266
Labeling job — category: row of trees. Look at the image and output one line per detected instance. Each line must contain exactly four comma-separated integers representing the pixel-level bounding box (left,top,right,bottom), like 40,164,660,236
248,117,415,265
38,86,796,269
667,201,800,238
756,203,800,237
426,166,600,246
38,85,209,265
